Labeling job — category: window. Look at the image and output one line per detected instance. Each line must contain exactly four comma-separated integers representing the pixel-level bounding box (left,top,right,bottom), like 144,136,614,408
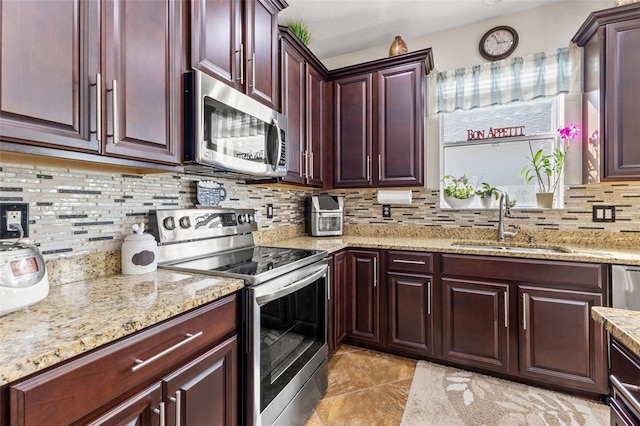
440,97,565,209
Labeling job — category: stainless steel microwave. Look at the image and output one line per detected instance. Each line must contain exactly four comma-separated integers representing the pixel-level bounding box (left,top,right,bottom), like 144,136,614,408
183,69,287,178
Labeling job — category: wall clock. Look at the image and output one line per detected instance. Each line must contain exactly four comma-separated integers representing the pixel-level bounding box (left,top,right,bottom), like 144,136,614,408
479,26,519,61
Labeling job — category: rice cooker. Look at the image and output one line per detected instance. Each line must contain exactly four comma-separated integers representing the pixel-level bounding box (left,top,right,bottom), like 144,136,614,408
0,242,49,317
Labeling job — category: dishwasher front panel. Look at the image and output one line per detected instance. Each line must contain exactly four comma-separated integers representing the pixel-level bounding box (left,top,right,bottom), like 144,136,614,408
612,265,640,310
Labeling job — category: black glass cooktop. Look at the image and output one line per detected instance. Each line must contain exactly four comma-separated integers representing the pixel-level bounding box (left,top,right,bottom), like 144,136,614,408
166,246,325,282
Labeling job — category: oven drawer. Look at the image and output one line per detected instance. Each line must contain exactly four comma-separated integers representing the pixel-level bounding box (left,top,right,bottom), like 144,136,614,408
611,339,640,424
10,294,237,425
386,250,433,274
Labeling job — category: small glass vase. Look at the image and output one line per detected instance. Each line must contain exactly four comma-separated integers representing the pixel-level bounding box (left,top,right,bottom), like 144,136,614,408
389,36,408,56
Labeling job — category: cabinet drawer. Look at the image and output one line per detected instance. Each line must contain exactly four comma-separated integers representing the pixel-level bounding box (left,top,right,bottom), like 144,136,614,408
440,254,605,290
10,294,237,426
386,251,433,274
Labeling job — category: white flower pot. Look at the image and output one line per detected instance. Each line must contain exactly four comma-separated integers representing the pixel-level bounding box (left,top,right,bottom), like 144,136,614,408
444,194,475,209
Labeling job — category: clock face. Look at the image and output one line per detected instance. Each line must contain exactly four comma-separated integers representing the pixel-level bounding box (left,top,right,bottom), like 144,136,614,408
479,26,518,61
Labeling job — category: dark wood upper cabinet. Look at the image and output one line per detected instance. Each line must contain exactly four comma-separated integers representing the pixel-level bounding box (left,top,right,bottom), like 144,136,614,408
102,0,183,164
279,27,329,187
191,0,286,110
573,4,640,181
0,0,100,152
376,63,424,186
0,0,182,167
330,50,433,188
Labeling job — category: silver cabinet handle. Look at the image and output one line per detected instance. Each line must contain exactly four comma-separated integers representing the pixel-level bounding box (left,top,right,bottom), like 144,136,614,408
373,256,378,287
378,154,382,181
176,390,182,426
300,151,305,178
131,331,203,372
611,375,640,415
112,79,119,144
95,73,102,142
504,290,508,328
308,151,313,179
393,259,426,265
237,43,244,85
327,265,331,301
522,293,527,330
153,402,165,426
250,52,256,89
366,155,371,182
427,280,432,315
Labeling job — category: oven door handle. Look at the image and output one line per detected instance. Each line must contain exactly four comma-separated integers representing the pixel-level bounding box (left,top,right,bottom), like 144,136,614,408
255,263,327,305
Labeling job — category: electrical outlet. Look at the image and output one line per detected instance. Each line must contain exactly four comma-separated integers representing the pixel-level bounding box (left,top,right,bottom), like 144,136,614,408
0,203,29,239
266,204,274,219
592,205,615,223
382,204,391,218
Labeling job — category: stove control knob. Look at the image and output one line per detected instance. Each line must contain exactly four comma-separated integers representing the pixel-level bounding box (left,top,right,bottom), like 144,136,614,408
247,214,255,223
179,216,191,229
238,214,246,224
163,216,176,231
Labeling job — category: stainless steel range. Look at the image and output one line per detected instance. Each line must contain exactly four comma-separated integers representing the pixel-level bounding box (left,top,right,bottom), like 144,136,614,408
148,208,329,426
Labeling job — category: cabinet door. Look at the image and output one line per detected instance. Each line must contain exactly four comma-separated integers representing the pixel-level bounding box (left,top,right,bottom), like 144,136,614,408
347,250,381,345
281,40,306,185
103,0,182,164
164,337,238,426
190,0,241,89
387,272,434,355
376,62,424,186
245,0,280,109
604,19,640,180
86,382,163,426
334,74,373,188
331,251,348,353
442,278,510,373
518,286,606,393
306,64,326,187
0,0,100,152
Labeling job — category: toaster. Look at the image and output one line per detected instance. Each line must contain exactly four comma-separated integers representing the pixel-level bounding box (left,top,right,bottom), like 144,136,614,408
305,195,344,237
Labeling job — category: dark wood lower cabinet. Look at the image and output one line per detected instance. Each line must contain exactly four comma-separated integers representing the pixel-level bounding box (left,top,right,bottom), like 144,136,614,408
9,295,238,425
86,382,162,426
347,250,382,346
441,278,510,373
387,272,434,355
519,286,606,394
329,251,348,356
164,337,237,426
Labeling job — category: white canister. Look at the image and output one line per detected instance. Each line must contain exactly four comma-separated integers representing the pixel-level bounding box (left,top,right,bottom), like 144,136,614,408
121,224,158,274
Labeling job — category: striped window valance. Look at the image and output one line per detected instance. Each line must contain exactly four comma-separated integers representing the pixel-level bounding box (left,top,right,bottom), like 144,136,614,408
428,46,582,114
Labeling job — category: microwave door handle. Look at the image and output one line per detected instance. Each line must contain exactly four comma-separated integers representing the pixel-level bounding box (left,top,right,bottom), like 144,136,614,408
272,117,283,171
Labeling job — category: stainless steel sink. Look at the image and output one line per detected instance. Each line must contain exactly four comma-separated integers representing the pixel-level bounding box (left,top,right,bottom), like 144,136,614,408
451,242,572,254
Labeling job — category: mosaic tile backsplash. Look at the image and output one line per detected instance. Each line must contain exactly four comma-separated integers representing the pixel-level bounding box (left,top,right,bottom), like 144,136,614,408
1,161,639,261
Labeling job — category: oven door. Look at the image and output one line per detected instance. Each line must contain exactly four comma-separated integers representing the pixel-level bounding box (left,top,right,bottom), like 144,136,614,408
245,260,328,426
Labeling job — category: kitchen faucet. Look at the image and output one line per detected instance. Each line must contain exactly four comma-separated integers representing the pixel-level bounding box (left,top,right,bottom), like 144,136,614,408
496,190,519,242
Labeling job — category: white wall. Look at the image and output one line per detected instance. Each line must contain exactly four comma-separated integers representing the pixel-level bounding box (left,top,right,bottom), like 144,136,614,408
324,0,611,189
323,1,612,71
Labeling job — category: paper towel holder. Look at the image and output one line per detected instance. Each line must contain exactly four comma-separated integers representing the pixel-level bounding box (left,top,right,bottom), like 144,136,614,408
376,190,413,205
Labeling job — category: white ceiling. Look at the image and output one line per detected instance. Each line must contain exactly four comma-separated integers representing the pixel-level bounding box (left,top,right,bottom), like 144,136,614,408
277,0,570,60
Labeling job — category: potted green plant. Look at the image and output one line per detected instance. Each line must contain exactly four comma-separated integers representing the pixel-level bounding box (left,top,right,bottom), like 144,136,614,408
442,174,477,209
285,20,312,46
475,182,499,208
519,124,580,208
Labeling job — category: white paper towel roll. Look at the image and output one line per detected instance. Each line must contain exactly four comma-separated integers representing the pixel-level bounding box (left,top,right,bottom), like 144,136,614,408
376,190,412,205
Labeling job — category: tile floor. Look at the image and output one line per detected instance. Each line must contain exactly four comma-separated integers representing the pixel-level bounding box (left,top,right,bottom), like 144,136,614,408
306,345,417,426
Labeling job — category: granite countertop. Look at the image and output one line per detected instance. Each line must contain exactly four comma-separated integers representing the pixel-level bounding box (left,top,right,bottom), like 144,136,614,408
0,270,244,386
266,235,640,265
592,307,640,357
